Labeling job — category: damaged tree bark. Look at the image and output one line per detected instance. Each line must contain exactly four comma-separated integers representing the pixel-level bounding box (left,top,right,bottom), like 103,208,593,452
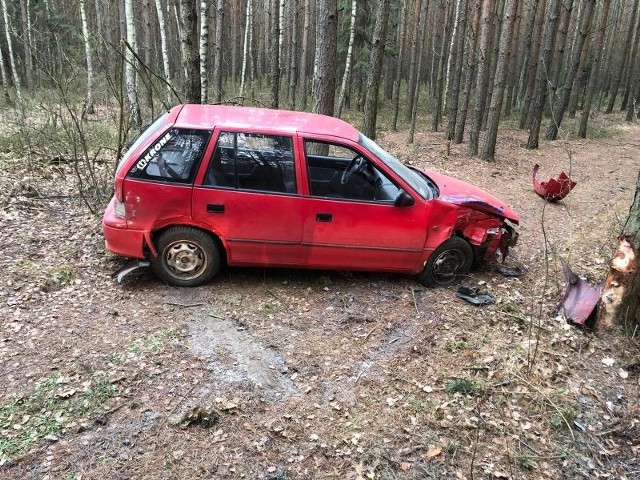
597,171,640,331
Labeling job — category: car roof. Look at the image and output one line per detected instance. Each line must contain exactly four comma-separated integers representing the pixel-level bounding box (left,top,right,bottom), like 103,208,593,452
173,104,361,142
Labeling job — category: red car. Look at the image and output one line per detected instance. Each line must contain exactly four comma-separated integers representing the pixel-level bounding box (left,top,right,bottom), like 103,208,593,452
103,104,519,287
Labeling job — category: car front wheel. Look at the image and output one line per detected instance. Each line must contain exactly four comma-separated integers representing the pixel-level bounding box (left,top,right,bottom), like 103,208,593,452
419,237,473,287
152,227,221,287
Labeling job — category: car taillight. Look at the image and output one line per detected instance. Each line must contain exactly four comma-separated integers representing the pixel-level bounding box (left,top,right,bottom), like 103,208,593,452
114,198,127,218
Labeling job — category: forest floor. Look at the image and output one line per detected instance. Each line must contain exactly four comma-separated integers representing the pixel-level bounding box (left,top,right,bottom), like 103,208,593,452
1,110,639,480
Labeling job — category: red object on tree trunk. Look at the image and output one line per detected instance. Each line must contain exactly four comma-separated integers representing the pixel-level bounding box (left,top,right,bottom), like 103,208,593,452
532,164,576,201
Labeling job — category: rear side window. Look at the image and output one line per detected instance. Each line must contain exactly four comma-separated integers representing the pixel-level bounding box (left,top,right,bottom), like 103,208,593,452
203,132,296,194
128,128,211,183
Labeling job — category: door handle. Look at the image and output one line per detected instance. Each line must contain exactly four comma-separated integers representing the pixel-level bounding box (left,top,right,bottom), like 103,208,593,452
207,203,225,213
316,213,332,222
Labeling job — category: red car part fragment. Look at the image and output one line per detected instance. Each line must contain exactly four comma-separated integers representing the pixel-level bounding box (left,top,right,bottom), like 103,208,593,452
532,164,576,201
555,258,603,325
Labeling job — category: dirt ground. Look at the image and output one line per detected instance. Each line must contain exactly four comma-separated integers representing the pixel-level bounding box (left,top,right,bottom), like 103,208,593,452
1,112,639,480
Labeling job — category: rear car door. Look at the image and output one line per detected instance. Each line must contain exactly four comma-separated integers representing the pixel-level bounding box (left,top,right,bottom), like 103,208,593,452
299,138,428,272
192,131,305,266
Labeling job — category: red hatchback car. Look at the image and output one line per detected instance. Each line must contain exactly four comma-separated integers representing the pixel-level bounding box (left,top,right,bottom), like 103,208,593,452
103,104,519,287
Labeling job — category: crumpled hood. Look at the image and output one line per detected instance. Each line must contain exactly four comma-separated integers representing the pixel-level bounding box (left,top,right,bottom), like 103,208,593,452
424,169,519,223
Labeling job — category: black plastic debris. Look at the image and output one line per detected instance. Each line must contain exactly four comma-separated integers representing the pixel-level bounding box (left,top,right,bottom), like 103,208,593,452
112,260,151,284
456,285,495,306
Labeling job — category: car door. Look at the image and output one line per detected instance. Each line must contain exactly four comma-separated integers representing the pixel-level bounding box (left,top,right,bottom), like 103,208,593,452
300,138,428,272
192,131,305,266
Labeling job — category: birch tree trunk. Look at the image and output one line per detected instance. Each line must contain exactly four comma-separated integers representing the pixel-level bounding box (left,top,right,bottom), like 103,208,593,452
545,0,595,141
178,0,201,103
124,0,141,126
213,0,224,103
335,0,357,118
80,0,95,114
1,0,24,117
312,0,337,116
579,0,612,137
155,0,173,103
239,0,252,97
362,0,391,139
481,0,518,161
200,0,210,103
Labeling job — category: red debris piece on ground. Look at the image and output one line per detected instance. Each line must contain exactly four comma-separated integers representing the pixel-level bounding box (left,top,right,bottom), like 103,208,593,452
556,258,603,325
532,164,577,201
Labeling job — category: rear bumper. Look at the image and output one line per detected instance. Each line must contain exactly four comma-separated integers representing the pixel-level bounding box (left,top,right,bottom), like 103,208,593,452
102,198,146,259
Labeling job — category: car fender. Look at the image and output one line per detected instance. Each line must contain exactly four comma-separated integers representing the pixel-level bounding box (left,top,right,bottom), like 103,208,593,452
148,218,229,259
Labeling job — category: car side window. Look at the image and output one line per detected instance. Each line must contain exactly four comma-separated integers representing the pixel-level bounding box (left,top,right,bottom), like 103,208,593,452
203,132,296,194
304,140,401,202
128,128,210,183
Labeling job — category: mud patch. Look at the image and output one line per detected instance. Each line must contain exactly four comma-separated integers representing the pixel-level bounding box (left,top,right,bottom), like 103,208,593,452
188,315,297,400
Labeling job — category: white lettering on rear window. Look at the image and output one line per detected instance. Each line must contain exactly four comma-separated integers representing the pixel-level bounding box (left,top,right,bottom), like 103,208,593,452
135,132,173,171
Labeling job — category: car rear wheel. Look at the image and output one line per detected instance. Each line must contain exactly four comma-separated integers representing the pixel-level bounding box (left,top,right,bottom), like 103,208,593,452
419,237,473,287
152,227,221,287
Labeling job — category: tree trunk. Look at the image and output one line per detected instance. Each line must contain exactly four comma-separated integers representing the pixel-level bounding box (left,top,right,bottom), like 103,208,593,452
606,0,639,113
19,0,33,89
579,0,612,137
0,25,10,103
312,0,337,116
212,0,224,103
454,0,482,144
1,0,24,118
597,170,640,331
391,0,408,131
545,0,595,141
80,0,95,114
481,0,518,161
239,0,252,97
362,0,391,139
269,0,281,108
199,0,210,103
178,0,201,103
155,0,173,103
287,0,298,109
405,0,423,122
525,0,561,150
621,12,640,110
519,0,546,129
299,0,311,110
408,0,429,144
335,0,357,118
467,0,491,156
124,0,141,126
446,0,469,141
432,1,453,132
546,0,574,115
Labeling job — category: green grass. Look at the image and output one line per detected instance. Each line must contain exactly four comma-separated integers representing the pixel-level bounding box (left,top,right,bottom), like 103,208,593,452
0,374,117,462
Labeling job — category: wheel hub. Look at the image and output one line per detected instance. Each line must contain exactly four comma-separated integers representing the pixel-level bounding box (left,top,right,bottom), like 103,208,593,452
166,242,204,275
433,250,464,280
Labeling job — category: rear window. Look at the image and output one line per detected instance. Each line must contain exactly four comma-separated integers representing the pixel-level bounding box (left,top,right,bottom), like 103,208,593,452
117,113,169,173
127,129,211,184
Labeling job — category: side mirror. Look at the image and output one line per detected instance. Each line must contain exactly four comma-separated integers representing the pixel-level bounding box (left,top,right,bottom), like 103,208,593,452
394,189,415,207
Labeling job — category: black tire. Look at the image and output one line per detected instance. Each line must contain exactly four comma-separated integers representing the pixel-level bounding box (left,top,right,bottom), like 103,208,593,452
419,237,473,287
151,227,221,287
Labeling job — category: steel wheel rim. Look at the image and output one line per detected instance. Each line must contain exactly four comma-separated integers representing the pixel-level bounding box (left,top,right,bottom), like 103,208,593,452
432,249,466,284
164,240,207,280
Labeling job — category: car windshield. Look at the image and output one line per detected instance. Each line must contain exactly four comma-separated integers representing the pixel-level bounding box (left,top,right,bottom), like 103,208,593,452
117,112,169,172
359,134,436,200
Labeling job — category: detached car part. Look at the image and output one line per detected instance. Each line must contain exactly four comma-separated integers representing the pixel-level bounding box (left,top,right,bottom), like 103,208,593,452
532,164,576,201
